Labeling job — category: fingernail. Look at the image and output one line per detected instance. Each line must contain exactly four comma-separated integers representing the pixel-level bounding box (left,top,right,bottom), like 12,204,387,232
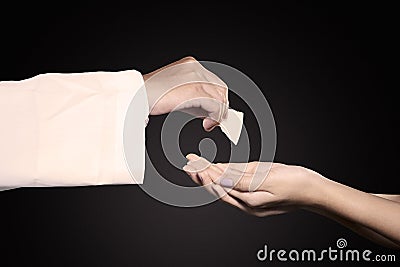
183,165,195,172
220,178,233,188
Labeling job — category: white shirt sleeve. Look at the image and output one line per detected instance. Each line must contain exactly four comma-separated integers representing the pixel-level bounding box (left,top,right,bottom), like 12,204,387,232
0,70,149,189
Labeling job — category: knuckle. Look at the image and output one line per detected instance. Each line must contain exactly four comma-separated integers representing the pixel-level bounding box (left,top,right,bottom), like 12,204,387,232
193,83,205,94
237,180,249,191
181,56,197,63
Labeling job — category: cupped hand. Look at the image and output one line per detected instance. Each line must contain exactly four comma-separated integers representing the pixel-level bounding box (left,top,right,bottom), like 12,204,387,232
183,154,322,217
144,56,228,131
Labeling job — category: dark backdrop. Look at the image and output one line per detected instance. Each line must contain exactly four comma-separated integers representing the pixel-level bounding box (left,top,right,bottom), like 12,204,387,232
0,2,399,267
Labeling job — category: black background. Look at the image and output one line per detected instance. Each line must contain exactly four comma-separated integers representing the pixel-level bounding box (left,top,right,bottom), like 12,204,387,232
0,2,399,267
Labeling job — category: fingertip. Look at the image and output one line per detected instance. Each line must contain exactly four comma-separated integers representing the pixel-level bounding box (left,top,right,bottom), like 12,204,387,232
203,118,219,132
186,153,200,161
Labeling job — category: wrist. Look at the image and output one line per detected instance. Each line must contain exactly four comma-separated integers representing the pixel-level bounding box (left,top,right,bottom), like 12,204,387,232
142,73,156,115
142,73,150,81
295,167,327,210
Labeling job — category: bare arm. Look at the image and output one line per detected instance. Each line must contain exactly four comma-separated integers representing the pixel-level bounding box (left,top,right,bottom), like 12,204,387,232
183,154,400,249
308,191,400,249
307,178,400,247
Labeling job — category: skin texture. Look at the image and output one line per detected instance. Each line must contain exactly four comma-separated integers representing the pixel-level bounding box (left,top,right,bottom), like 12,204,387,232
143,56,227,131
144,56,400,249
183,154,400,249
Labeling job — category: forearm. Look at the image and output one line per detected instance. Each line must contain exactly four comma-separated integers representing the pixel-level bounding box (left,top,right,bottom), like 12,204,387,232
311,203,400,249
305,176,400,247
